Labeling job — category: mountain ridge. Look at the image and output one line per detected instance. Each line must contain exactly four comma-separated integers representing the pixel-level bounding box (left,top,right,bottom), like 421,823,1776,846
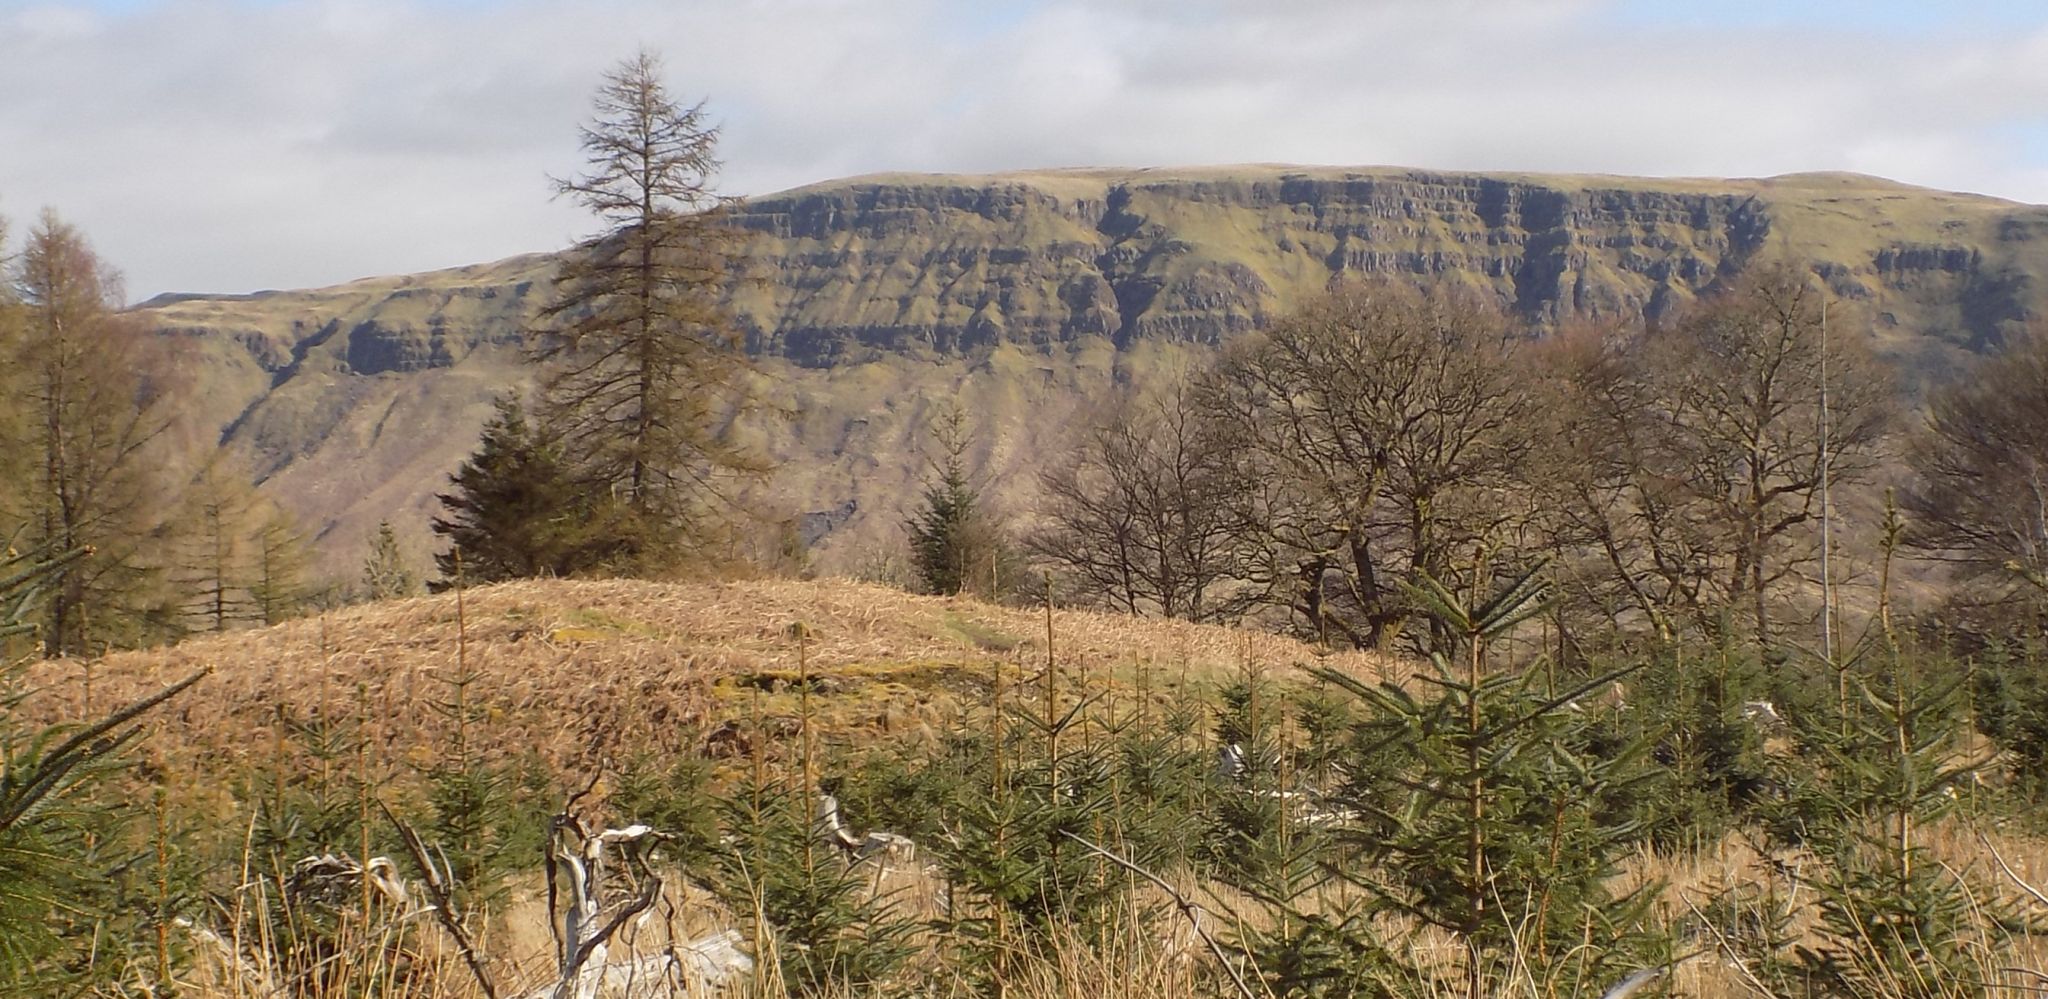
131,166,2030,309
132,163,2048,576
762,164,2027,202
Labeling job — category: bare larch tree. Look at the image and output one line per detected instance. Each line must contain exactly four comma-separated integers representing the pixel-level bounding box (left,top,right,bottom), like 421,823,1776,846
5,211,180,654
538,50,759,562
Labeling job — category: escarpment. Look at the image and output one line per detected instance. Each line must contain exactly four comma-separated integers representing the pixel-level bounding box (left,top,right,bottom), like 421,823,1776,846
719,167,2039,363
133,165,2048,571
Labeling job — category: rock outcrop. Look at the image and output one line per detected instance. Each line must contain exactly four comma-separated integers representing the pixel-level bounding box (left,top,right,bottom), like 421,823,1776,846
720,166,2043,366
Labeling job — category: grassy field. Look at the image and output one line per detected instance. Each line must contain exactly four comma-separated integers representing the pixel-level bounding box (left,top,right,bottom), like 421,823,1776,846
18,578,2048,998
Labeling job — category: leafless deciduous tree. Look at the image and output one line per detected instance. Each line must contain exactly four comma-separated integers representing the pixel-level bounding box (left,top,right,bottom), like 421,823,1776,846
1194,282,1533,649
1905,321,2048,599
1533,266,1891,643
539,50,760,561
1027,376,1238,621
1528,322,1725,643
1650,266,1891,642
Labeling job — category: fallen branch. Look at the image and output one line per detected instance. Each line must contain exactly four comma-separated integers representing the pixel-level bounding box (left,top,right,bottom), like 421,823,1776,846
381,800,500,999
542,813,675,999
1598,966,1667,999
1981,831,2048,911
1595,946,1713,999
1677,891,1776,999
1060,831,1257,999
561,874,662,992
2005,967,2048,987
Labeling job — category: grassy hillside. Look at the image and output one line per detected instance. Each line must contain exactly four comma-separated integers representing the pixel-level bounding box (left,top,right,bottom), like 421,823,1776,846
24,576,1391,783
19,576,2048,998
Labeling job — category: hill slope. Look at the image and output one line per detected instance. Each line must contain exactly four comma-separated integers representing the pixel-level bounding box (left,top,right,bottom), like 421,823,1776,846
23,578,1391,782
137,165,2048,573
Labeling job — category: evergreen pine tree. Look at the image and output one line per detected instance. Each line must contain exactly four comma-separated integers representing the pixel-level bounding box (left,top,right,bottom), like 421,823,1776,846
1309,562,1665,997
908,463,976,597
360,521,417,601
698,626,916,995
702,774,917,995
906,406,1012,598
1217,667,1407,999
1618,638,1778,854
1794,657,1996,998
934,626,1138,991
1,541,203,989
432,397,613,585
1766,510,2015,996
415,572,541,908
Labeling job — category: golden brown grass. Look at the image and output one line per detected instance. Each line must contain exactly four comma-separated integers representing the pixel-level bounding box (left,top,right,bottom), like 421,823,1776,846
1607,819,2048,997
162,821,2048,999
36,577,2048,997
23,577,1398,785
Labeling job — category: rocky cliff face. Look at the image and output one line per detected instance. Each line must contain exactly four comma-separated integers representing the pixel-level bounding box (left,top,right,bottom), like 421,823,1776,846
134,165,2048,574
722,166,2044,367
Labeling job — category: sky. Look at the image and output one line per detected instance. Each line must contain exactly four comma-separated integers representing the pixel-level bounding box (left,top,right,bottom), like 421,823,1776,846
2,0,2046,300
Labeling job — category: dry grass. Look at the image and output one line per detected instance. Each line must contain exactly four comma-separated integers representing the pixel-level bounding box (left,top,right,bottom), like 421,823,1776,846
165,823,2048,999
35,577,2048,997
22,577,1398,785
1633,818,2048,997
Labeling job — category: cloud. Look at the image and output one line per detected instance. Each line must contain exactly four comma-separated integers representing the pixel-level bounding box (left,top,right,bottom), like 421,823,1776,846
1,0,2043,298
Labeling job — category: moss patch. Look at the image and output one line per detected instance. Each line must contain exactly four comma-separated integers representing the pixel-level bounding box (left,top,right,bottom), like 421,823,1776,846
941,613,1025,653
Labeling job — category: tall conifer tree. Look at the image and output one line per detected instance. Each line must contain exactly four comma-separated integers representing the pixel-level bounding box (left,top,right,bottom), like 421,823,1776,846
5,212,179,654
248,506,314,625
537,50,760,564
360,521,417,601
